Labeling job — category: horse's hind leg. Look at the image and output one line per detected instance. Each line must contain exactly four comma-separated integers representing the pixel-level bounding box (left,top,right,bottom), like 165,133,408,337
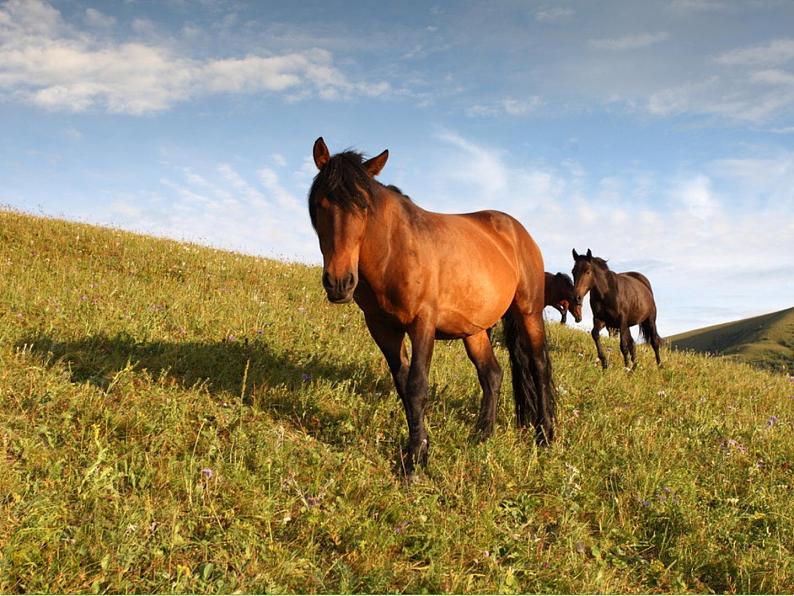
619,324,637,369
504,306,556,445
644,317,663,367
463,331,502,438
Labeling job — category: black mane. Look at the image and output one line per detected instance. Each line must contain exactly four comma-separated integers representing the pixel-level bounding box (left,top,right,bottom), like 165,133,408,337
555,272,574,285
591,256,610,270
308,150,374,227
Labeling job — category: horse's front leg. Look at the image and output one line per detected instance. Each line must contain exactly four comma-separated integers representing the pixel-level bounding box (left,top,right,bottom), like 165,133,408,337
403,315,436,478
364,315,408,401
558,301,569,325
592,318,608,369
619,323,632,368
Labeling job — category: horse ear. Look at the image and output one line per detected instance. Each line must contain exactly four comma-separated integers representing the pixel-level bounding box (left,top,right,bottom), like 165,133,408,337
572,248,579,260
364,149,389,176
313,137,330,170
586,248,592,259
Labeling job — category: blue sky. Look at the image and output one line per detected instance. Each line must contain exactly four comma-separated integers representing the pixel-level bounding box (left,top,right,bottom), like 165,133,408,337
1,0,793,335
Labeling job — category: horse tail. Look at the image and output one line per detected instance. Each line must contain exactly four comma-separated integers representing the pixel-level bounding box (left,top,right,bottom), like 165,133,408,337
640,319,663,346
502,308,556,445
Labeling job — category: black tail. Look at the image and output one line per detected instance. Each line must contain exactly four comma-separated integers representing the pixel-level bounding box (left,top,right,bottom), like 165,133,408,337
639,320,663,346
502,308,556,445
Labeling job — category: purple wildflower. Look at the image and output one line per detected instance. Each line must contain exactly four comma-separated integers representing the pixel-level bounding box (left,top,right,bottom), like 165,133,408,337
201,467,214,479
767,416,778,427
394,521,410,534
301,373,312,383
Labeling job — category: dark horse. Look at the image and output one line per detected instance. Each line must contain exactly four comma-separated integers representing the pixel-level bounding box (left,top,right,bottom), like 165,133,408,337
545,272,581,325
571,249,662,369
309,137,555,477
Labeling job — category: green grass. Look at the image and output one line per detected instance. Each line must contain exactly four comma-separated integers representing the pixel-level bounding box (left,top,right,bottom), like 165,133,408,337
1,209,793,593
668,308,794,374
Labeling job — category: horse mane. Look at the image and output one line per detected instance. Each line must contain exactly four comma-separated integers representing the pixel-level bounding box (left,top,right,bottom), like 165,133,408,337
308,150,374,227
554,272,573,285
387,184,413,203
590,256,609,271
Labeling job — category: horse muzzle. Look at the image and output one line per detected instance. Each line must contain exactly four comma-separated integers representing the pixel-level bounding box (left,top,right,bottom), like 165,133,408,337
322,271,357,304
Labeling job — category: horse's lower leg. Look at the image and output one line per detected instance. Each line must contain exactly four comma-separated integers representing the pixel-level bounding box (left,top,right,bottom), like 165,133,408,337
619,326,630,367
592,320,607,369
628,332,638,369
508,308,555,445
402,318,435,477
463,331,502,438
649,319,662,367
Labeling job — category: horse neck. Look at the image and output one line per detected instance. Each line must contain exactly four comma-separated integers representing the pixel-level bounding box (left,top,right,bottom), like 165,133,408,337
590,265,615,300
358,185,413,280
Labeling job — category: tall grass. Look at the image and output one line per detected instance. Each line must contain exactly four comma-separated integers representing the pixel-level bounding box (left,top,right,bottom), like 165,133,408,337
1,210,792,593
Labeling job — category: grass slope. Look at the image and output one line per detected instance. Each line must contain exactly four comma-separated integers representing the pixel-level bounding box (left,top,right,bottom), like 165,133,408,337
1,209,792,593
668,308,794,373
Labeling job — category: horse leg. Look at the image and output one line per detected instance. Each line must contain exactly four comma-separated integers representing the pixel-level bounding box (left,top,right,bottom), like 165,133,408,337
627,328,638,369
504,306,556,445
463,331,503,438
364,315,408,401
645,317,663,367
402,315,436,477
592,318,608,369
558,302,568,325
619,323,631,368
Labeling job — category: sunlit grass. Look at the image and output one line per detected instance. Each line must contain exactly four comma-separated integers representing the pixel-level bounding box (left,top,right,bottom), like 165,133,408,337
1,209,792,593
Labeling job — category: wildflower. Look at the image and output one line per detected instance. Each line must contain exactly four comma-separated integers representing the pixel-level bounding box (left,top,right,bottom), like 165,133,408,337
767,416,778,427
201,467,214,479
301,373,312,383
394,521,410,534
724,438,748,454
227,334,236,342
657,390,666,397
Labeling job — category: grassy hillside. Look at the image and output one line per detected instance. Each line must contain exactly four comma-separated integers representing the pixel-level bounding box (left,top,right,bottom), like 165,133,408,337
1,209,792,593
668,308,794,373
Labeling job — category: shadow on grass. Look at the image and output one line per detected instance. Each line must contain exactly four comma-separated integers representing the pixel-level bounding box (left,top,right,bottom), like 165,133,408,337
19,332,396,446
19,333,498,474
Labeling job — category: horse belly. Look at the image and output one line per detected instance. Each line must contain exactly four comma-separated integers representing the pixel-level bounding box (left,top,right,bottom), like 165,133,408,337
434,273,515,338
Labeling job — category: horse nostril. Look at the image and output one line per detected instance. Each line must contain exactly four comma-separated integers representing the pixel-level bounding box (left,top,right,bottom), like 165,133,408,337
322,272,332,291
342,272,356,292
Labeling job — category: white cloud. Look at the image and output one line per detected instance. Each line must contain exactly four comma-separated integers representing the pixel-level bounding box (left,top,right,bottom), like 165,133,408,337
716,38,794,66
102,162,316,261
84,8,115,29
535,7,575,23
467,96,543,117
0,0,389,114
668,0,726,14
589,32,670,51
428,132,794,334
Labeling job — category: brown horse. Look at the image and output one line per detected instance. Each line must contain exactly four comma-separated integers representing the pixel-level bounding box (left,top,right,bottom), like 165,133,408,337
545,272,581,325
571,249,662,369
309,137,555,477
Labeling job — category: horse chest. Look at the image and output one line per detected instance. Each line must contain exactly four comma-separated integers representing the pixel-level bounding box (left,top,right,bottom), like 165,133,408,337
591,298,620,325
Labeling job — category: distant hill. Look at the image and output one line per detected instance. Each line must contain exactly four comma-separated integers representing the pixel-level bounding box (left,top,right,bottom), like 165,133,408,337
668,307,794,373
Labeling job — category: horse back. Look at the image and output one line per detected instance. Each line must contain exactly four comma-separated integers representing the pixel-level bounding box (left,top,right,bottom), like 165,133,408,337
616,272,657,322
623,271,653,294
